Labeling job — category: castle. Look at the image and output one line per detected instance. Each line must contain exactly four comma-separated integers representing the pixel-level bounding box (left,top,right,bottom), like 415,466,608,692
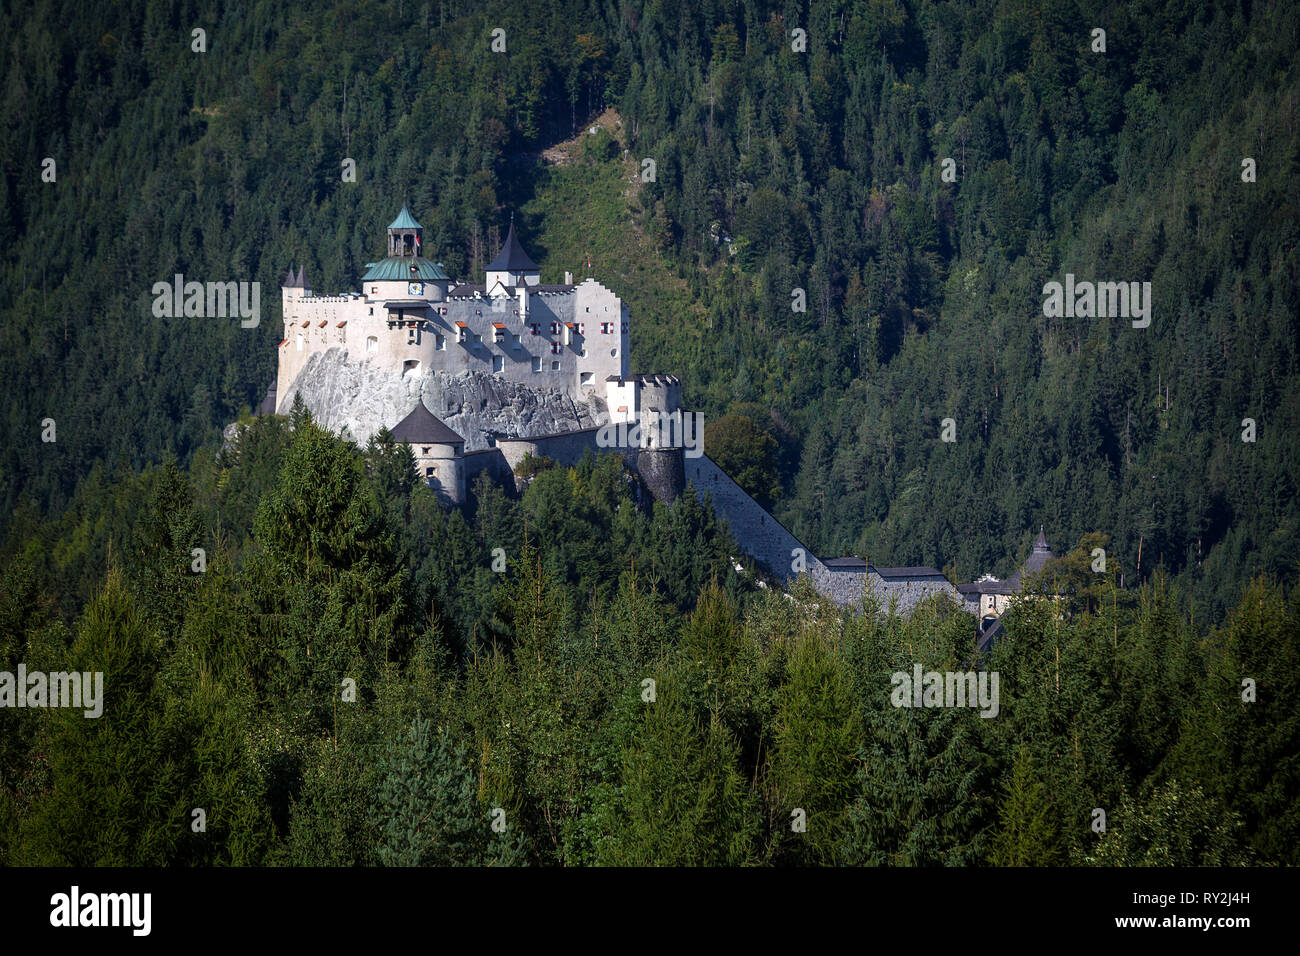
276,206,635,419
268,206,1054,629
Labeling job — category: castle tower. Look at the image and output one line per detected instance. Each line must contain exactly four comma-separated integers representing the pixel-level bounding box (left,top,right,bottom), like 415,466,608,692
361,206,450,301
485,218,540,291
390,402,466,505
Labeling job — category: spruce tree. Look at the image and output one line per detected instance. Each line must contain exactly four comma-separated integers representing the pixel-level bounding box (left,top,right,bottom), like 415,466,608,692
989,746,1067,866
373,716,525,866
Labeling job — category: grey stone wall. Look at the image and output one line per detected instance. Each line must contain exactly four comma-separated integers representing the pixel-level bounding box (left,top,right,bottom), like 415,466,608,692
865,573,959,614
818,567,870,607
495,426,632,472
682,456,864,603
462,448,513,490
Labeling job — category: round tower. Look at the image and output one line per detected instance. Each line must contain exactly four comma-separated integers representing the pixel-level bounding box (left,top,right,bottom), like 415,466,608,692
636,446,685,504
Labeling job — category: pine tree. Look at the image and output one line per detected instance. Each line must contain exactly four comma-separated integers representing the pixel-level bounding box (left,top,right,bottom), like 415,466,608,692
989,746,1067,865
765,630,860,865
589,672,761,866
373,716,525,866
17,568,177,864
841,702,993,866
1087,780,1252,866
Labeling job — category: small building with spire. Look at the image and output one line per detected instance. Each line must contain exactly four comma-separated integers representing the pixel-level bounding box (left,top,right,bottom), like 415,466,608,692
485,219,540,292
957,526,1058,644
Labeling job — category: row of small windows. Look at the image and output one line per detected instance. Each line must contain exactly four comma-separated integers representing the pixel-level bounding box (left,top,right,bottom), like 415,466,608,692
293,330,615,368
294,318,624,352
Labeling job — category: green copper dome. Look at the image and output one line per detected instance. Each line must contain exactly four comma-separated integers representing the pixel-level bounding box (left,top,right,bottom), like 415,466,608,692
388,205,422,230
361,257,450,281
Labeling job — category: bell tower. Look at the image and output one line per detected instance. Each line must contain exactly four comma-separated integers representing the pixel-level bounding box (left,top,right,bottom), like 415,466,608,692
387,204,423,258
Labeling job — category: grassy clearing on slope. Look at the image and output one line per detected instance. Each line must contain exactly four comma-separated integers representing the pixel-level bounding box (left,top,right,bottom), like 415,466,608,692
521,126,707,378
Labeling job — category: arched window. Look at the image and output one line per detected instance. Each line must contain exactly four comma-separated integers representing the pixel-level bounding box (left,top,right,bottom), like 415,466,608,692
366,336,378,354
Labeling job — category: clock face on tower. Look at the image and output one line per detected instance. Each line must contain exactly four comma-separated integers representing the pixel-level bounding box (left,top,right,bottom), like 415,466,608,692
408,281,425,296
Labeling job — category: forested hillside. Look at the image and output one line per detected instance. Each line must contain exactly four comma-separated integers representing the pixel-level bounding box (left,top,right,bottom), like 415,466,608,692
2,0,1297,623
1,0,1297,866
1,411,1294,865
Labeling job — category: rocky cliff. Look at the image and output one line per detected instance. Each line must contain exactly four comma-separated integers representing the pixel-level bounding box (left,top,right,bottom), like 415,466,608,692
277,348,604,449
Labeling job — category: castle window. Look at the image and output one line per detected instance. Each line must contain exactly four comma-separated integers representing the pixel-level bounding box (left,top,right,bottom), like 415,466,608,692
531,357,541,373
472,333,482,345
366,336,378,354
550,322,560,335
403,360,420,375
422,447,430,455
407,328,420,345
600,322,612,334
436,334,446,351
530,323,540,336
580,372,594,386
426,466,436,478
610,348,617,358
371,288,378,295
580,348,588,357
493,356,504,373
550,342,562,354
576,323,585,336
550,360,560,371
511,334,521,347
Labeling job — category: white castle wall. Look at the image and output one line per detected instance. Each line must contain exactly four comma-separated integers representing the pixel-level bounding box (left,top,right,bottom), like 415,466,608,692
278,278,628,415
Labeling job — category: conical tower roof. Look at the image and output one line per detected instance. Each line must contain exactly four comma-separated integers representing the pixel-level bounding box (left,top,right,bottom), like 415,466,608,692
486,220,538,273
388,204,422,231
389,403,464,445
1033,525,1050,552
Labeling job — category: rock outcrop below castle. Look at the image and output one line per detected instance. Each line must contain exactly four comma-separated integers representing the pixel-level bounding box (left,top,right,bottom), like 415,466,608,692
279,348,604,449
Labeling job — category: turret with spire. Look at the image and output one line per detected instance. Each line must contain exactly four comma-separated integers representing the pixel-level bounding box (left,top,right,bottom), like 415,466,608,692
485,214,540,291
